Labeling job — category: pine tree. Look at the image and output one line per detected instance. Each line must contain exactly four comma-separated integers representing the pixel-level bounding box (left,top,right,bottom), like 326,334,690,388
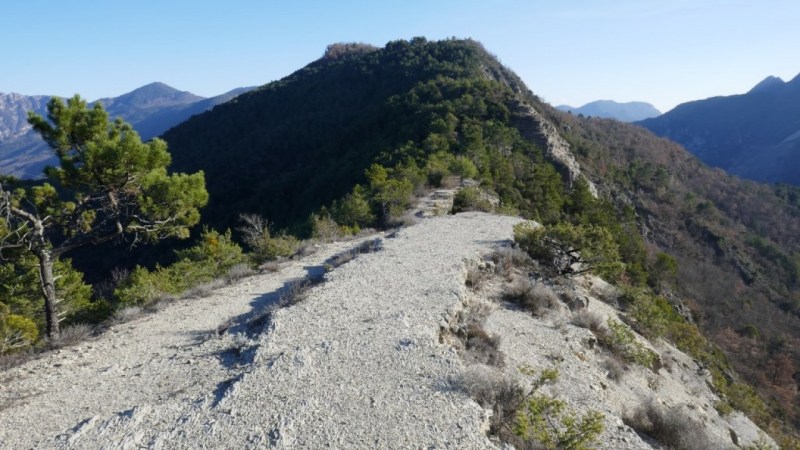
0,96,208,336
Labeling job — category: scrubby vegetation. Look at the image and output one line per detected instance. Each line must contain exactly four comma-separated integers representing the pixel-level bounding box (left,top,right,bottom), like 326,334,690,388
595,319,659,370
624,398,716,450
549,106,800,437
459,365,604,450
114,228,246,306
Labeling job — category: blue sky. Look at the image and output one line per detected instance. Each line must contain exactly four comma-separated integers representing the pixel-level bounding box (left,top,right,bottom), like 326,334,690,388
2,0,798,112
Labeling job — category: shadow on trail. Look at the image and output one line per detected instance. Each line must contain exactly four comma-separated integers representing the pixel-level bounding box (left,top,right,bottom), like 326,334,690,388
200,238,384,374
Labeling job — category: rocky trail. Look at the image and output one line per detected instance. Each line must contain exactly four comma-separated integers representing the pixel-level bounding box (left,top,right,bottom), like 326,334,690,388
0,188,775,448
0,186,516,448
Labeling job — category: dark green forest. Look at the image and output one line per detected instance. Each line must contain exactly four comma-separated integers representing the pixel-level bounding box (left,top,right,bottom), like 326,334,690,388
3,37,800,444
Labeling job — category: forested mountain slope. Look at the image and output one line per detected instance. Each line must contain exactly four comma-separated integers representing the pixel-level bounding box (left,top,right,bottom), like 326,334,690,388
549,108,800,427
637,74,800,184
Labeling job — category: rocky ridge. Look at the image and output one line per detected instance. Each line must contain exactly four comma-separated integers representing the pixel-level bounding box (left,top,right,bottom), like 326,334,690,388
0,208,774,448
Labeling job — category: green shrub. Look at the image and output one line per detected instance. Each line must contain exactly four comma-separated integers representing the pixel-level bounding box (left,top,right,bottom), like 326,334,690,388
365,164,414,221
598,319,659,370
622,287,677,339
0,312,38,353
331,185,375,229
514,395,604,450
620,287,710,360
452,186,494,213
309,213,348,241
115,229,245,305
238,214,300,264
514,221,623,279
178,228,245,273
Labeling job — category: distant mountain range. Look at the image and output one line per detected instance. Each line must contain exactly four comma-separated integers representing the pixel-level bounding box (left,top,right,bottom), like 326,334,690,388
637,74,800,184
0,83,254,179
556,100,661,122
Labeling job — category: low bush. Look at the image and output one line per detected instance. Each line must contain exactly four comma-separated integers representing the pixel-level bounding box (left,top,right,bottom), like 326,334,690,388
596,319,659,370
503,277,559,316
459,363,603,450
309,213,346,242
451,186,494,213
514,221,623,280
456,364,524,427
624,399,715,450
114,229,246,306
514,395,605,450
238,213,300,264
0,312,38,354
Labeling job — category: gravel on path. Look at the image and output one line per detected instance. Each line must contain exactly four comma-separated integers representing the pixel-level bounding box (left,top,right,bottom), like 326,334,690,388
1,212,520,449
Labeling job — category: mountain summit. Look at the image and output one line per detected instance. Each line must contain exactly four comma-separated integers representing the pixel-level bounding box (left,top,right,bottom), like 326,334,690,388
747,75,785,93
557,100,661,122
0,83,253,179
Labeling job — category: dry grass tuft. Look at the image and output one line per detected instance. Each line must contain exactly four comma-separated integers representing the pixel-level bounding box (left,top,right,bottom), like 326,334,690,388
624,399,715,450
603,356,626,382
455,364,525,426
503,277,559,316
260,260,283,273
50,323,94,348
570,309,604,333
490,247,535,278
225,263,255,282
463,322,504,367
465,264,487,290
113,306,143,323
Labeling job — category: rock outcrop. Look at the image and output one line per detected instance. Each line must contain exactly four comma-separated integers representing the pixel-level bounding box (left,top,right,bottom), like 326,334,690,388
508,96,599,197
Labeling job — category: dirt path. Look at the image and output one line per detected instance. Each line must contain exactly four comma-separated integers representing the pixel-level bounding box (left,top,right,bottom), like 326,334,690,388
0,235,380,448
0,212,521,449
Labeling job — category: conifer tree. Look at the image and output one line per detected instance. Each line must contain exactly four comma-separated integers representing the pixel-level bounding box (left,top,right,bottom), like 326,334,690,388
0,96,208,337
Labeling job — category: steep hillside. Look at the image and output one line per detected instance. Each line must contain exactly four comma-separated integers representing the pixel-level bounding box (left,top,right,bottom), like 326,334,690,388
637,74,800,184
0,92,50,140
0,84,253,179
546,106,800,429
162,39,551,232
0,93,52,178
557,100,661,122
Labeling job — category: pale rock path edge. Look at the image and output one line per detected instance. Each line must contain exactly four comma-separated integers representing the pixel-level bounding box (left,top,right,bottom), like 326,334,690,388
1,212,521,449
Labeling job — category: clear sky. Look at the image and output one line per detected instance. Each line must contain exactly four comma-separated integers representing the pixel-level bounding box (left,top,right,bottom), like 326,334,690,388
2,0,798,112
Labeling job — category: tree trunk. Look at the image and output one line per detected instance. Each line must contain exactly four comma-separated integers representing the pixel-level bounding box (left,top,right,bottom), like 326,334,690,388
35,248,60,337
